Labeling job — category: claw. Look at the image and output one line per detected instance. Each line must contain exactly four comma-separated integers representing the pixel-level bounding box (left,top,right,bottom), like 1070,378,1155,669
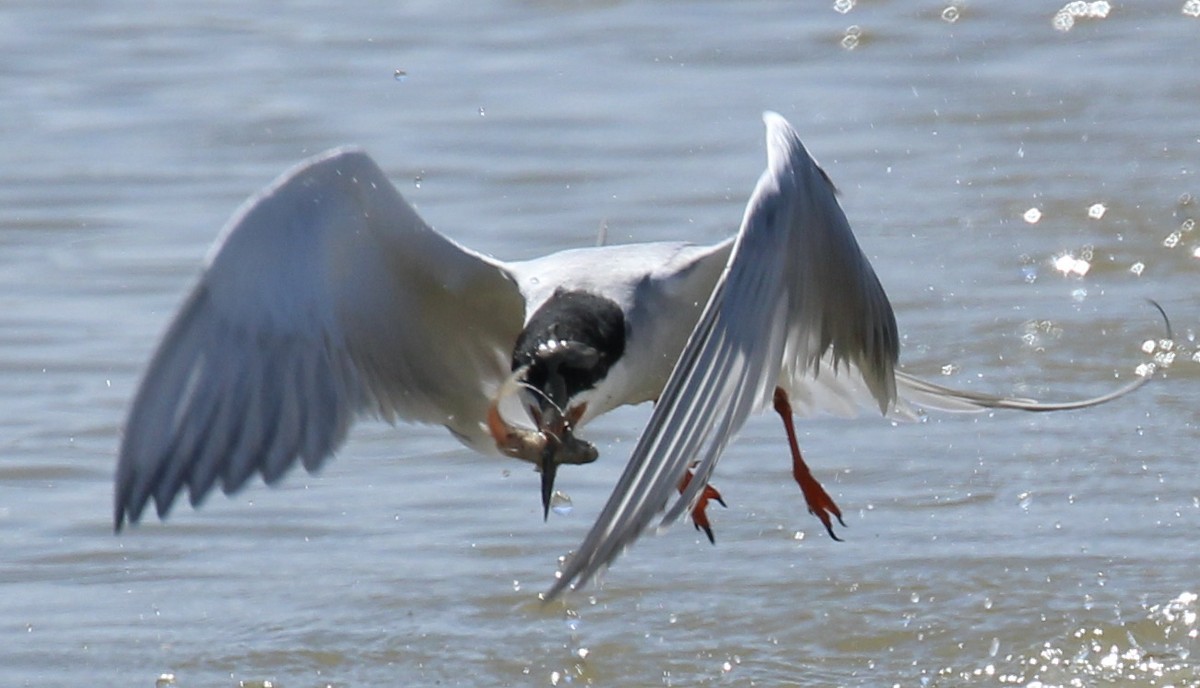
774,387,846,541
678,463,727,544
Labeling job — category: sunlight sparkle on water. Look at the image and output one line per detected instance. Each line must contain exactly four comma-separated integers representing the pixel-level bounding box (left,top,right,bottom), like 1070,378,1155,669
1053,253,1090,277
942,6,960,23
1023,207,1042,224
1087,203,1107,219
833,0,855,14
1053,1,1111,32
1185,0,1200,18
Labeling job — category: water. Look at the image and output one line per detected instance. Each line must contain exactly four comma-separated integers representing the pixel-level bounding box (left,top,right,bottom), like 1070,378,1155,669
2,2,1198,686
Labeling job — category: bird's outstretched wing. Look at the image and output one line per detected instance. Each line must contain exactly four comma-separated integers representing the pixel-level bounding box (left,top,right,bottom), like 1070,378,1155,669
546,112,898,598
115,148,525,529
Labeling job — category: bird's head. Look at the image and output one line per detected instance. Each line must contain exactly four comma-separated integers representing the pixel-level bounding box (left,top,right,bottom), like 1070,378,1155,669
498,289,627,517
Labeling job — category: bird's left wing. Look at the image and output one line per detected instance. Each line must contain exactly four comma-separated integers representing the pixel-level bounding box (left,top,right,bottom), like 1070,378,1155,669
546,113,897,598
115,148,525,529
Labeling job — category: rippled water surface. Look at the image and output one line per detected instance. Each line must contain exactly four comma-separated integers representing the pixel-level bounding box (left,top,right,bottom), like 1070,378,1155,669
2,2,1198,686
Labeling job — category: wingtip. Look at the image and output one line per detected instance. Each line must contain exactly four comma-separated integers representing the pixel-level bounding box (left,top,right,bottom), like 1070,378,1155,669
763,108,792,136
761,111,803,173
761,110,786,127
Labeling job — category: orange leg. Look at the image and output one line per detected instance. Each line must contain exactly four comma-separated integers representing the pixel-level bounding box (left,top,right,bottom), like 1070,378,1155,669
773,387,846,541
678,463,727,544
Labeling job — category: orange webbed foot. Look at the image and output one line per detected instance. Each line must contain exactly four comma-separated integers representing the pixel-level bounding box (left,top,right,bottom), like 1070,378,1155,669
678,463,727,544
773,387,847,541
793,466,846,542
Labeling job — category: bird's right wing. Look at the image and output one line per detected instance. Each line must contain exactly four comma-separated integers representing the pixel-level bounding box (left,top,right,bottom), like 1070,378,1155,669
545,113,898,599
115,148,525,529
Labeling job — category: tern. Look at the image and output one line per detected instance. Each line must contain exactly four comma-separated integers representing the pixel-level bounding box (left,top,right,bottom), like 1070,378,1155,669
114,112,1151,599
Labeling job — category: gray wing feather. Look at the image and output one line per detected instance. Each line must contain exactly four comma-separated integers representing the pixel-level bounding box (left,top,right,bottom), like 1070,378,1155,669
115,148,524,529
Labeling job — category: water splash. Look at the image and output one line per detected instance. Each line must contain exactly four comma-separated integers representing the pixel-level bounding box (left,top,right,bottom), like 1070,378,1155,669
393,69,407,82
833,0,855,14
1185,0,1200,18
943,592,1199,685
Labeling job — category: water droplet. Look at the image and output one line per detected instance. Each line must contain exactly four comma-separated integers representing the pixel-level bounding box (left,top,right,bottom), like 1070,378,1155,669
990,637,1001,657
1071,287,1088,302
393,68,407,82
1164,230,1183,248
1018,492,1033,511
478,107,486,117
1141,339,1157,354
983,597,994,610
841,25,862,50
1021,265,1039,283
940,363,958,376
156,675,177,688
1053,10,1076,31
551,491,573,516
1023,207,1042,224
550,670,562,685
1186,0,1200,18
512,579,521,592
941,6,960,22
722,661,734,673
833,0,855,14
413,174,423,189
911,592,921,603
1087,203,1107,219
1130,261,1145,276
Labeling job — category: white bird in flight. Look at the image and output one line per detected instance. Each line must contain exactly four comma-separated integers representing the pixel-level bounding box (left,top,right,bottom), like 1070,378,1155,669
114,112,1151,600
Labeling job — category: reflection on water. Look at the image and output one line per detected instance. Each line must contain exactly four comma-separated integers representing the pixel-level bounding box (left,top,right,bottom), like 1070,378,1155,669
1,1,1198,686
